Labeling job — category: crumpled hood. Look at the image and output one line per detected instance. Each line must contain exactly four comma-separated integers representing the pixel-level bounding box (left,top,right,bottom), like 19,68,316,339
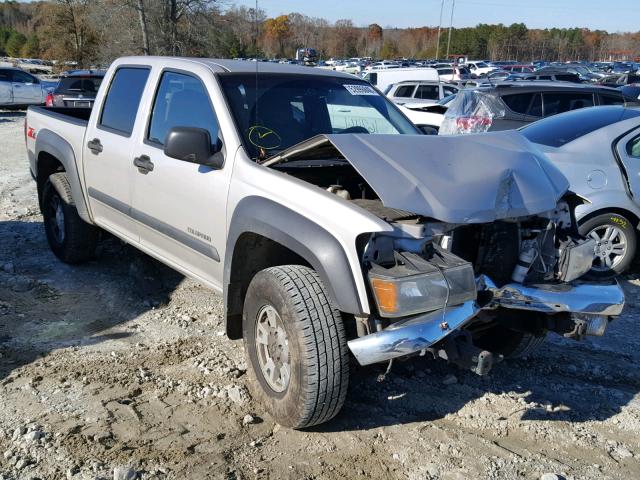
273,130,569,223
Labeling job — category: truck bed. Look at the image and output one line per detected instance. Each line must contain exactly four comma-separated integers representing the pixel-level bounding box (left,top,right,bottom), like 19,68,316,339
29,106,93,124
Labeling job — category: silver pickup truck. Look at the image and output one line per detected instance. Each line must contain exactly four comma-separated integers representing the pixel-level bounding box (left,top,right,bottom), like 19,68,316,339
25,57,625,429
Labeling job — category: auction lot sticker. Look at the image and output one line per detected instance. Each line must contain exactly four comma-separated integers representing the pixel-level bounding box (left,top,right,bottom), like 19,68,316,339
344,84,378,96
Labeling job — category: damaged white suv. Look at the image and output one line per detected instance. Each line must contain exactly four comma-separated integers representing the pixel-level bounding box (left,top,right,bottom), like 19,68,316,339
25,57,625,429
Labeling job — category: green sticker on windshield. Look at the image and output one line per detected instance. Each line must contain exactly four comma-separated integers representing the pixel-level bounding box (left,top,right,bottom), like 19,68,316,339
248,126,282,150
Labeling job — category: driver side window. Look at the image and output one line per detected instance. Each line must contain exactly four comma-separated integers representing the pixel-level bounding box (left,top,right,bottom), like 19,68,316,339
628,134,640,158
147,71,219,147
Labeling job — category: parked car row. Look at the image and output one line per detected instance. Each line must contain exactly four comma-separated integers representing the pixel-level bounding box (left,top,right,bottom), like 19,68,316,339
0,68,105,109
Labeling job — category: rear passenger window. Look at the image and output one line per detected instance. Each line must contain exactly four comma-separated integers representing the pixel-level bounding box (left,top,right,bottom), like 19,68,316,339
502,93,535,114
147,71,219,146
393,85,416,98
543,92,594,117
99,67,150,135
0,70,10,82
415,85,439,100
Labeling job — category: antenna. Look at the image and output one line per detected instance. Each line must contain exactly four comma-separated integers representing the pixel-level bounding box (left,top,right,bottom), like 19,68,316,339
254,0,259,128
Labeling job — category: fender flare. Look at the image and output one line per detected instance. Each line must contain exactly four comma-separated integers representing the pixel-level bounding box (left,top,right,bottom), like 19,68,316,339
225,196,367,320
35,129,92,224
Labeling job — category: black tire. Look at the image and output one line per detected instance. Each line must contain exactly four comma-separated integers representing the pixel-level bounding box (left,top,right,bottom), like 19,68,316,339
42,172,98,264
475,324,547,359
242,265,349,429
579,212,637,277
473,310,547,359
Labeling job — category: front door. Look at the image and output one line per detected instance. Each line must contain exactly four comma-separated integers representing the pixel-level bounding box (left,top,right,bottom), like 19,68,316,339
83,66,151,242
131,70,231,289
0,69,11,104
10,70,42,104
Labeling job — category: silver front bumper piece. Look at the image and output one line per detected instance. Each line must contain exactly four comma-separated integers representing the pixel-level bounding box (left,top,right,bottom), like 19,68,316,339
348,301,480,366
348,279,624,366
487,278,625,316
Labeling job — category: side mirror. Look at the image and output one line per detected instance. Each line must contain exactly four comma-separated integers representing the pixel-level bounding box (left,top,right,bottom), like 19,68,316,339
164,127,223,169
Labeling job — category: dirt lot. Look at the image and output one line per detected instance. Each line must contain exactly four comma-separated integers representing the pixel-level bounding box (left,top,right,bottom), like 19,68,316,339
1,110,639,480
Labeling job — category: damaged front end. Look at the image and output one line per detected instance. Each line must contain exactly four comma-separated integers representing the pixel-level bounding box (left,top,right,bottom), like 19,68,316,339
348,192,624,372
265,131,625,374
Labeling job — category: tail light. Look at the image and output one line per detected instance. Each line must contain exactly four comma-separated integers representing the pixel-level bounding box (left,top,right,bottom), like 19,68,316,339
455,115,493,133
45,92,54,107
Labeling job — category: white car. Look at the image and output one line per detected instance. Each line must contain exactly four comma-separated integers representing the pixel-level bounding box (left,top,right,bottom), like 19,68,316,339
386,81,459,105
334,61,362,75
465,60,496,78
363,61,400,73
436,66,471,82
398,96,454,133
0,67,48,107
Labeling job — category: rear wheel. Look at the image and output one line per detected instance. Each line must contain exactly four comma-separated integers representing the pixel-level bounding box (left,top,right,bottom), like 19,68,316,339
242,265,349,429
42,172,98,264
579,212,636,277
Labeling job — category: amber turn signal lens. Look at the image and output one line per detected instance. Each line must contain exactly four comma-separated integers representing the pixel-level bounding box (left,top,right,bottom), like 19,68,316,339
370,277,398,315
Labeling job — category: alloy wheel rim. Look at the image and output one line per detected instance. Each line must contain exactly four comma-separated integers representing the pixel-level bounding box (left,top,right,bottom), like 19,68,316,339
49,194,65,244
588,225,627,271
255,304,290,393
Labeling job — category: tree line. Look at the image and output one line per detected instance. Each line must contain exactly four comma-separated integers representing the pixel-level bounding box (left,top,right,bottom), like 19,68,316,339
0,0,638,68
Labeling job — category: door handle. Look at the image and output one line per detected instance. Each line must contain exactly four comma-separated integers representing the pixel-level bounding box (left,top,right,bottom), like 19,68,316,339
87,138,103,154
133,155,154,174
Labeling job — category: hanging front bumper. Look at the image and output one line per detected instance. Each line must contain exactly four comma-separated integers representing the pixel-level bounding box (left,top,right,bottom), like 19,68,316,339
347,278,625,366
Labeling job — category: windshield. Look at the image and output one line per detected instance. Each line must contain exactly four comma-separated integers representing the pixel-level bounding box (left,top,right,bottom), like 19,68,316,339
475,62,489,68
219,73,419,160
56,76,103,95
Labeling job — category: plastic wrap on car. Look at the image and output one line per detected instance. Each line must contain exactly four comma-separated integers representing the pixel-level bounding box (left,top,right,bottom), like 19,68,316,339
439,89,506,135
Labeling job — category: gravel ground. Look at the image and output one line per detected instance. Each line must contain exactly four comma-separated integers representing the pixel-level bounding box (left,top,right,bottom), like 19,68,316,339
1,109,639,480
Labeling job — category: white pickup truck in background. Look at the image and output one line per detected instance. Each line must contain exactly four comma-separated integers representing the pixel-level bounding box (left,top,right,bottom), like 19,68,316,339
25,56,625,429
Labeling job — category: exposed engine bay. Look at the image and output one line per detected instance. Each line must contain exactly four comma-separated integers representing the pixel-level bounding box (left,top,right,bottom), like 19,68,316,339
265,132,624,373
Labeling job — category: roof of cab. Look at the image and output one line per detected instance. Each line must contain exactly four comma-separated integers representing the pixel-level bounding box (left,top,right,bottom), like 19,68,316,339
115,56,357,79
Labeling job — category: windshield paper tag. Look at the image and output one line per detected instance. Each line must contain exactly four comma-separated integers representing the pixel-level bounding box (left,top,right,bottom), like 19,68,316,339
344,84,378,96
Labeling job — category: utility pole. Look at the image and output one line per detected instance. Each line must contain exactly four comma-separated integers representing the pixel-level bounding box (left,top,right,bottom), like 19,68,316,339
446,0,456,59
436,0,445,60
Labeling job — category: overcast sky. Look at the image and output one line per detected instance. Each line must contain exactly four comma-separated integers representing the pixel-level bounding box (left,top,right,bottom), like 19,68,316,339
232,0,639,33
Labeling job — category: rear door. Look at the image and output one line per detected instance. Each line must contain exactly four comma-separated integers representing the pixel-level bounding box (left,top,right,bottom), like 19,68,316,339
83,66,151,242
0,69,12,104
131,69,230,288
11,70,42,104
616,128,640,200
414,84,440,102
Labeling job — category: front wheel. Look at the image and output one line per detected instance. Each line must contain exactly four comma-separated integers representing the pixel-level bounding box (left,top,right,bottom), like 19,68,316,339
579,212,637,277
42,172,98,264
242,265,349,429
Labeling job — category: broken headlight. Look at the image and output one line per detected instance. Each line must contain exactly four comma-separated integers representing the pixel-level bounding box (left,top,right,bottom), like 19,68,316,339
368,247,477,318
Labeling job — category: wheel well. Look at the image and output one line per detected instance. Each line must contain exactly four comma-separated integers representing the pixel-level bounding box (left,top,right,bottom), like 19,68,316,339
578,207,640,230
36,152,64,206
226,232,309,339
